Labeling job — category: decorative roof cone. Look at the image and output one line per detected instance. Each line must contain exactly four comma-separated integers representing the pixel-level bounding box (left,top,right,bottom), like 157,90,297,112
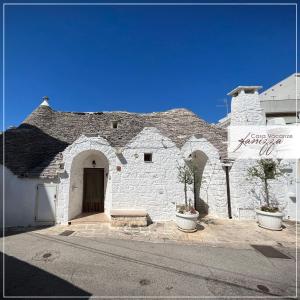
40,96,50,107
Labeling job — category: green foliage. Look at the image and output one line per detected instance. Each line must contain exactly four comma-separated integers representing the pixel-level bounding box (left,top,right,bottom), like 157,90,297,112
177,160,201,214
261,205,279,213
247,159,282,209
177,205,186,214
177,163,194,186
247,159,282,181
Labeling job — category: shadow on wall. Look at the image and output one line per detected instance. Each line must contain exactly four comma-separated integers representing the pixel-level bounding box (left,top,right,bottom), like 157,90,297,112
1,252,91,297
198,198,209,216
1,124,69,177
189,150,209,216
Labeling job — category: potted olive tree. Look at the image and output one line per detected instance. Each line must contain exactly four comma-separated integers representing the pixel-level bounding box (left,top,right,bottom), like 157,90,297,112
176,161,199,232
247,159,284,230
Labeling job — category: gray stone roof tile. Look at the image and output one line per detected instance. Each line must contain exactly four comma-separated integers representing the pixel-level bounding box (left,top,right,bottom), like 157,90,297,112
1,106,227,178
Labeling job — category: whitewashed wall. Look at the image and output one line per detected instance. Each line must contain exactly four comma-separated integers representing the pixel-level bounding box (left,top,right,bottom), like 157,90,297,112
181,136,227,218
58,135,116,224
67,151,109,220
230,159,297,220
0,165,57,227
112,128,227,221
2,128,236,226
3,129,297,226
57,129,226,223
229,87,298,220
231,89,265,126
112,127,183,221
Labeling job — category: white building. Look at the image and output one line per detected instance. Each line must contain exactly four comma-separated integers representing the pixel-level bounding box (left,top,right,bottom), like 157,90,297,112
224,85,298,220
218,73,300,127
260,73,300,125
1,82,298,227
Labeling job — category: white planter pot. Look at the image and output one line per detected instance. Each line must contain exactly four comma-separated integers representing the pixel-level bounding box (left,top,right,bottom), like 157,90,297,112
176,211,199,232
255,209,284,231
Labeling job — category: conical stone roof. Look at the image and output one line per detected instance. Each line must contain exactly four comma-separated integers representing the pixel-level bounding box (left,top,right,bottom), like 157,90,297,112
1,105,227,178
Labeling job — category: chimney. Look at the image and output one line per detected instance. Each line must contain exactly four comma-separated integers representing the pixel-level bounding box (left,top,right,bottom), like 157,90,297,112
227,86,265,126
40,96,50,107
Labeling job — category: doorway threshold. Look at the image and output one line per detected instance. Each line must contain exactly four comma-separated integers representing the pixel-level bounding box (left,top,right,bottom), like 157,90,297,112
70,212,109,224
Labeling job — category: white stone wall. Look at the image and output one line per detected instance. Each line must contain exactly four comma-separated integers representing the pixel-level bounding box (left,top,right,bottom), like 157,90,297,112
2,129,228,226
231,90,265,126
58,135,116,224
230,159,297,220
112,127,183,221
0,165,57,227
3,86,297,225
111,129,227,221
229,87,298,220
68,151,109,220
56,128,227,223
181,136,227,218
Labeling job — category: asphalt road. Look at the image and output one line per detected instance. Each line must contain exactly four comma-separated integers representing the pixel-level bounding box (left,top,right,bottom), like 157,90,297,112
1,231,298,298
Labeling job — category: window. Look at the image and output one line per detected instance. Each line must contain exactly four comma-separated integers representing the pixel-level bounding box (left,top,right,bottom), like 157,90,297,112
111,121,119,129
245,89,255,94
144,153,152,162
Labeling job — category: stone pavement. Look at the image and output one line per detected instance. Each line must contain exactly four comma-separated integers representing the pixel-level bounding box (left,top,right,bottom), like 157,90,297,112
3,230,297,297
29,216,298,247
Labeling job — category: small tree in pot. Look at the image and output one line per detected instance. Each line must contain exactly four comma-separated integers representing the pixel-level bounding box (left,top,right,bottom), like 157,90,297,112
176,160,199,232
247,159,284,230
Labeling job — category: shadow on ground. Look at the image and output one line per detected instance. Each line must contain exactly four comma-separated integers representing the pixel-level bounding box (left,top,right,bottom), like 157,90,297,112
1,252,91,297
1,226,54,238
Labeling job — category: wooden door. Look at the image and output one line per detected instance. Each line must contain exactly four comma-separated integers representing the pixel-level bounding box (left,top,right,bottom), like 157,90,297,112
83,168,104,212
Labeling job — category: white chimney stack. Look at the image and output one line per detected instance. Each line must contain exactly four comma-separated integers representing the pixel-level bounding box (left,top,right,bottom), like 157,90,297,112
228,86,265,126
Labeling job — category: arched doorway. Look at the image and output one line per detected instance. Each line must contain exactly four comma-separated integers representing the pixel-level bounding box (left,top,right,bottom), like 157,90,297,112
68,150,109,220
181,136,227,218
186,150,209,213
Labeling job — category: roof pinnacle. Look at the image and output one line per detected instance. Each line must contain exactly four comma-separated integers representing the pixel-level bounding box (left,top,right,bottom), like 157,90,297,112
40,96,50,107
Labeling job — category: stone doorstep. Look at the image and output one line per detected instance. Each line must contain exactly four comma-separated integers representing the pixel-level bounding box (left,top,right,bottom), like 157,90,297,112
110,209,148,217
110,216,148,227
110,209,148,227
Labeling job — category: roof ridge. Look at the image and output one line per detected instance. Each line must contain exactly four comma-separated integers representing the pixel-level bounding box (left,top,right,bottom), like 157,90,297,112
48,107,193,115
4,105,227,178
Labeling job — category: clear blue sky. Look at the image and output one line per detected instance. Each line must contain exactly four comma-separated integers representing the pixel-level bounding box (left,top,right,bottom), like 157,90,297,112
3,3,297,128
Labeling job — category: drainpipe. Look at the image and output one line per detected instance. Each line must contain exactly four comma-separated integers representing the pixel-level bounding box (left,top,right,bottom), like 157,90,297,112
222,161,233,219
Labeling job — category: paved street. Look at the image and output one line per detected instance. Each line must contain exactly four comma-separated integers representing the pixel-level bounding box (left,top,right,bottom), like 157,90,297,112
33,217,297,247
1,227,298,298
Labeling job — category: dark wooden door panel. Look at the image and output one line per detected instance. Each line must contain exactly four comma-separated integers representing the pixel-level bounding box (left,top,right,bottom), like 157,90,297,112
83,168,104,212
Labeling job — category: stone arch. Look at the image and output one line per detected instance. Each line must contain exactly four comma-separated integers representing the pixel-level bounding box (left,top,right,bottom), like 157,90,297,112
181,135,221,162
181,136,227,217
58,135,116,223
68,150,110,219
